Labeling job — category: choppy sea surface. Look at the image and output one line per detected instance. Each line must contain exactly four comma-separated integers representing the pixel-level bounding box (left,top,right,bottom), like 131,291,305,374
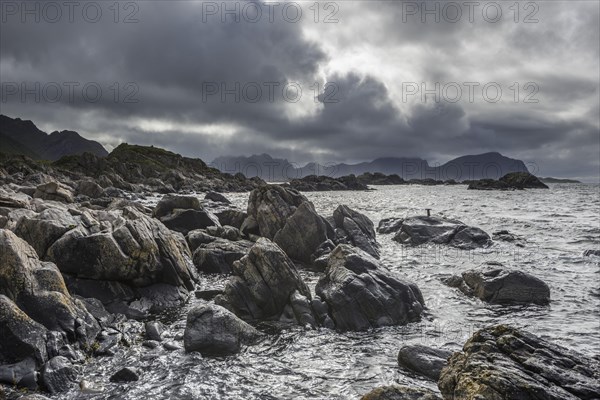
65,183,599,400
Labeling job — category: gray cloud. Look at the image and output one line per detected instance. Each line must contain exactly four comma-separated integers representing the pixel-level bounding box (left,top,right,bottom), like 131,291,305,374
1,0,598,181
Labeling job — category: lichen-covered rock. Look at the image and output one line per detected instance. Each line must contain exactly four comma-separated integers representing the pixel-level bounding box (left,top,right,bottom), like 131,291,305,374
0,294,48,368
438,325,600,400
184,303,262,356
361,385,441,400
332,205,379,258
393,216,491,249
0,230,99,347
215,238,313,323
246,185,307,239
443,263,550,305
46,206,196,291
315,245,424,331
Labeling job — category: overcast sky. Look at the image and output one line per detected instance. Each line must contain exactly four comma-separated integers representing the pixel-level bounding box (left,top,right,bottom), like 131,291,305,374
1,1,599,181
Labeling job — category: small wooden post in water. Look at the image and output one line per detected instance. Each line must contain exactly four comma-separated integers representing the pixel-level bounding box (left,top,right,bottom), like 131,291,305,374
426,208,431,217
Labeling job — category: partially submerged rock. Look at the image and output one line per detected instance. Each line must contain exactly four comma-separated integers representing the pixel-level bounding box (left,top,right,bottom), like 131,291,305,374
438,325,600,399
184,303,262,356
377,217,403,234
315,245,424,331
397,345,452,381
468,172,549,190
331,205,380,258
215,238,314,324
443,263,550,305
393,216,492,250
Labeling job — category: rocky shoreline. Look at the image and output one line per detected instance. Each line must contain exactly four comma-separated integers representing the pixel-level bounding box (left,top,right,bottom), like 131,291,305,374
0,148,597,399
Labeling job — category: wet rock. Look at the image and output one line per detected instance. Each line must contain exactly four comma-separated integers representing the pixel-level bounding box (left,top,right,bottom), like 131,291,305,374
162,341,182,351
41,356,78,393
17,394,52,400
215,238,313,322
109,367,140,383
0,230,100,347
144,321,165,342
142,340,160,349
153,194,201,218
584,249,600,257
397,345,452,381
377,217,403,234
204,191,231,204
184,303,263,356
492,229,525,246
392,216,492,249
361,385,441,400
438,325,600,400
444,263,550,305
33,181,74,203
332,205,379,258
315,245,425,331
193,238,253,274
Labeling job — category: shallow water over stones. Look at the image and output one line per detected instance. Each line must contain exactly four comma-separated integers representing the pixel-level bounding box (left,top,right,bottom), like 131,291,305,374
58,183,599,399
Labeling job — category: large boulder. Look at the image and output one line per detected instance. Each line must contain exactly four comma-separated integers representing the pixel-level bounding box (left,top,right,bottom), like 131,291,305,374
184,303,262,356
315,245,425,331
0,295,48,385
397,345,453,381
45,206,196,290
438,325,600,400
443,263,550,305
40,356,78,393
0,230,99,346
377,217,403,234
246,185,307,239
332,205,379,258
5,204,197,317
215,238,314,324
192,238,253,274
245,185,332,265
393,216,492,250
273,202,330,264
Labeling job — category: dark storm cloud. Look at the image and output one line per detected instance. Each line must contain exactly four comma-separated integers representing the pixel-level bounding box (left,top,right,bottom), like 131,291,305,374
1,0,598,181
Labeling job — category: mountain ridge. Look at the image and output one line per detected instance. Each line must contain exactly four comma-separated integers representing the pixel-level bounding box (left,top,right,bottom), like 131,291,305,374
212,152,529,182
0,114,108,160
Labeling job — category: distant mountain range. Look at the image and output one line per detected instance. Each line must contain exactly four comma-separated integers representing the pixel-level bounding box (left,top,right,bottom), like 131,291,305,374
0,115,108,160
211,152,529,182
